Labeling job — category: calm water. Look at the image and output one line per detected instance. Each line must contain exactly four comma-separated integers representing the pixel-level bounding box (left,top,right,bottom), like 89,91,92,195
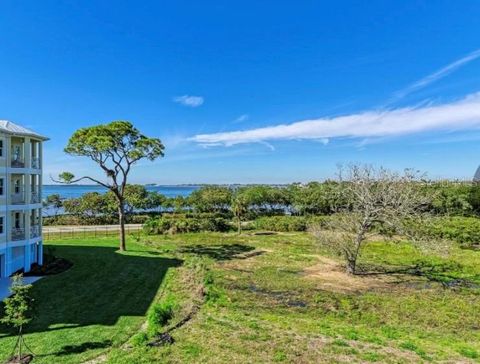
43,184,200,199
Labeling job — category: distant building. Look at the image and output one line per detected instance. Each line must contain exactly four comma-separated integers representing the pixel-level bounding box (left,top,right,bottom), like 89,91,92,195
0,120,48,277
474,166,480,183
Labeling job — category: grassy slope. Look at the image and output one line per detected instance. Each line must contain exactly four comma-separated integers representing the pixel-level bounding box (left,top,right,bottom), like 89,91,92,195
108,233,480,363
1,232,479,363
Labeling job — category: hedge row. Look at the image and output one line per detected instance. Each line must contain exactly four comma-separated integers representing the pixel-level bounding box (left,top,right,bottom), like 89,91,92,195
415,216,480,247
252,215,330,232
143,216,232,234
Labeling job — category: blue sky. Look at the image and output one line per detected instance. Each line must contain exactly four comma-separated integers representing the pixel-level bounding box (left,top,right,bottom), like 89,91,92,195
1,1,480,184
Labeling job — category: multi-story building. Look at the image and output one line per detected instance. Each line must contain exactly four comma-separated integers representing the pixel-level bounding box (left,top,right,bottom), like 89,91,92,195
0,120,47,277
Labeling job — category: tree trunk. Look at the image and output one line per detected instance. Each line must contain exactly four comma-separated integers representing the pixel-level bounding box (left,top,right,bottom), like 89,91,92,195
118,202,126,251
237,218,241,235
18,326,22,361
346,258,356,275
345,225,367,275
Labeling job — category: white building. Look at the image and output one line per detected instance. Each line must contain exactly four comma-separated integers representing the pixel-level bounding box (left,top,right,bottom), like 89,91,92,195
0,120,47,277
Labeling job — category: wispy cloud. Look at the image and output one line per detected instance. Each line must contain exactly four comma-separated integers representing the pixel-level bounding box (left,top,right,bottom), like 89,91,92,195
173,95,204,107
389,48,480,104
233,114,249,123
190,92,480,146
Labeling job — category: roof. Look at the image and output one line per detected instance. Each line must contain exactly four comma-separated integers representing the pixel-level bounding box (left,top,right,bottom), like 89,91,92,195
0,120,48,141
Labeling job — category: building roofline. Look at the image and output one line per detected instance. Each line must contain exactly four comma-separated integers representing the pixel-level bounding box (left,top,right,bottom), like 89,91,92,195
0,120,49,141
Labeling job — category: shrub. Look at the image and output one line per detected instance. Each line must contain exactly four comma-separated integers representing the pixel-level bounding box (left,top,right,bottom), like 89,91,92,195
147,298,177,335
254,216,329,232
131,332,149,347
410,216,480,248
143,216,232,235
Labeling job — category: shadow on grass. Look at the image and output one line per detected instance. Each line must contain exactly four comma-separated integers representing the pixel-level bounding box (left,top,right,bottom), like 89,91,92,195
54,340,113,356
0,245,181,336
356,261,480,288
178,243,256,260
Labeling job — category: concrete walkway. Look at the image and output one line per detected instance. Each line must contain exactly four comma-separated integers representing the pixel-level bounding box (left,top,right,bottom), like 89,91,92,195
0,276,43,301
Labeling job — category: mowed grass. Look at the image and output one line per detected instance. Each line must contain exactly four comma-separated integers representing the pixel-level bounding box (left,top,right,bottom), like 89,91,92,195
1,232,480,363
0,238,180,363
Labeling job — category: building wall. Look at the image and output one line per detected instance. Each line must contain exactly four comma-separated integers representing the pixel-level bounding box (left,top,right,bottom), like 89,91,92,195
0,132,43,277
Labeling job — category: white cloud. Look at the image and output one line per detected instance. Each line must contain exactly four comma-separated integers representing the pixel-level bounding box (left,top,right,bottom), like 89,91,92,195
233,114,249,123
190,92,480,146
173,95,204,107
389,49,480,103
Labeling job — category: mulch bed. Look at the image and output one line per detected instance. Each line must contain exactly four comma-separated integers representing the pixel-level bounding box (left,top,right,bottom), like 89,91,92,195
24,257,73,276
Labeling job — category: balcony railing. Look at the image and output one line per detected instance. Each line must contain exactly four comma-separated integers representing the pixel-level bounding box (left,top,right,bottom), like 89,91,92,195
11,192,25,204
12,227,25,241
11,158,25,168
31,157,40,169
30,191,40,204
30,225,40,238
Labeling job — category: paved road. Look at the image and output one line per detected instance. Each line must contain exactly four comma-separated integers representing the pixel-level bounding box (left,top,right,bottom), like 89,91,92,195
43,224,143,233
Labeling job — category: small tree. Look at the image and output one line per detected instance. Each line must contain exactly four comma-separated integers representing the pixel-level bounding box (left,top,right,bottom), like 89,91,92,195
43,194,63,222
1,274,34,362
147,191,167,213
57,121,164,251
63,192,109,223
311,164,431,274
231,193,248,234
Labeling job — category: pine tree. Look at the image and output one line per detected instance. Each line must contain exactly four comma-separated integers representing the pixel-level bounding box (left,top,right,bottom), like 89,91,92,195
1,274,34,362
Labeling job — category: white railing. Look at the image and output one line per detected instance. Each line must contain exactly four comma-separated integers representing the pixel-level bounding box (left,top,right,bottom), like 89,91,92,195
31,157,40,169
12,227,25,241
11,191,25,204
30,191,40,203
30,225,40,238
11,158,25,168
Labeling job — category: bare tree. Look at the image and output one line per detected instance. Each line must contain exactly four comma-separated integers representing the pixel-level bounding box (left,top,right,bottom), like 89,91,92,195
311,164,432,274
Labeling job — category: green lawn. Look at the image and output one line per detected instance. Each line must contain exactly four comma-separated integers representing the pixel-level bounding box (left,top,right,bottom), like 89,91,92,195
0,238,180,363
1,232,479,363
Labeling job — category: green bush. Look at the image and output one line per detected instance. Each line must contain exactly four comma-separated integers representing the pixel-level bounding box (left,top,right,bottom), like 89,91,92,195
411,216,480,247
147,298,177,335
253,215,329,232
143,216,232,234
131,332,149,347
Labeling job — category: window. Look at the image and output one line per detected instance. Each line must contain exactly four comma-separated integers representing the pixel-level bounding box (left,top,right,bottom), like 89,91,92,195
12,145,21,161
0,178,4,196
15,212,20,229
14,179,20,194
0,140,3,157
0,217,4,234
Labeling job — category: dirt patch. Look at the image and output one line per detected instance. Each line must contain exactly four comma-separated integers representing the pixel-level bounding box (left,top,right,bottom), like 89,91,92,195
302,257,437,294
302,257,389,293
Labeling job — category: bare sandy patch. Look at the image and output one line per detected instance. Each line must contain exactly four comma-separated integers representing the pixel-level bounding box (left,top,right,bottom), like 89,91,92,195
302,257,436,294
302,257,390,293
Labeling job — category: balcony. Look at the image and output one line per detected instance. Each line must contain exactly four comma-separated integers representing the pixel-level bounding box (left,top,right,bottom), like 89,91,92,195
31,157,40,169
30,191,40,204
30,225,40,238
11,192,25,205
11,157,25,168
12,227,25,241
